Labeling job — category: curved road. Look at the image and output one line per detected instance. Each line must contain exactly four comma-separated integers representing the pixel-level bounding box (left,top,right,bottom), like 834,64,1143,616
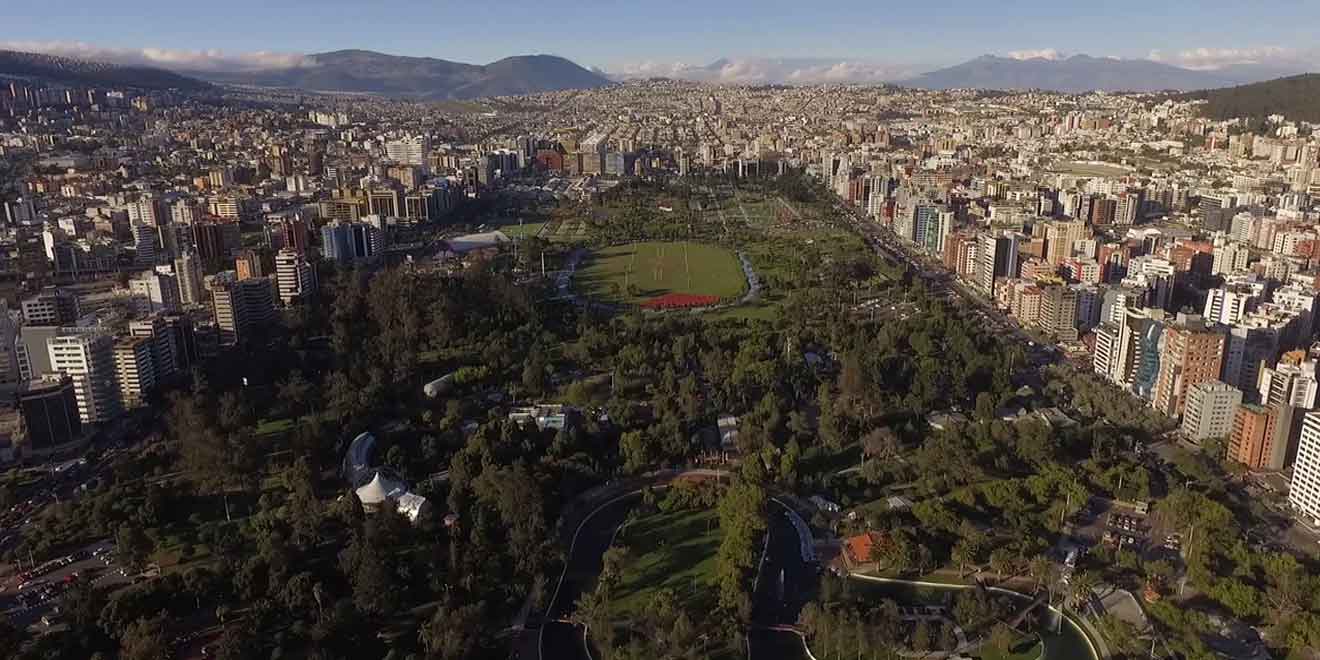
525,469,731,660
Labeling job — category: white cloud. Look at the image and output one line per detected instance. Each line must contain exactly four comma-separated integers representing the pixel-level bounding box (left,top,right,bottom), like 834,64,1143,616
1148,46,1317,71
1006,49,1066,61
0,40,313,72
612,57,916,84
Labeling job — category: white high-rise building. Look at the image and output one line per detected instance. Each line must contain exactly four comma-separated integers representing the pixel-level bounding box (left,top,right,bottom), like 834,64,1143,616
1203,286,1257,325
47,331,121,424
1289,412,1320,526
274,248,316,306
1259,354,1320,409
175,252,204,306
128,272,180,315
114,336,157,410
385,137,430,167
1180,381,1243,444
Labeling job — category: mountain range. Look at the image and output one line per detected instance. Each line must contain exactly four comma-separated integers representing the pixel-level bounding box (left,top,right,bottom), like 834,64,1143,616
1181,74,1320,123
3,46,1316,100
612,53,1313,93
909,54,1241,92
0,49,209,91
198,50,611,99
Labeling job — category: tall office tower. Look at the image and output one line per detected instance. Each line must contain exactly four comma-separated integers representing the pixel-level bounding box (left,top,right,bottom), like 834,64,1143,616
170,199,202,226
1152,314,1227,418
113,335,157,410
132,222,158,266
1093,323,1121,379
1038,285,1079,341
275,248,316,306
211,277,276,347
1211,241,1251,275
385,136,430,167
174,252,204,306
976,232,1020,295
1259,351,1319,408
1203,286,1258,325
126,273,175,317
47,330,122,424
1229,404,1279,468
1181,381,1243,444
125,198,164,227
21,287,80,325
235,249,263,280
1114,190,1142,226
15,377,83,454
321,221,382,264
130,316,178,381
1221,326,1278,397
1044,220,1087,265
1290,413,1320,525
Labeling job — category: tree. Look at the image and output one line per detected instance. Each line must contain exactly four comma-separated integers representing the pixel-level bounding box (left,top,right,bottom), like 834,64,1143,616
116,524,153,570
119,615,170,660
277,370,314,420
420,601,486,660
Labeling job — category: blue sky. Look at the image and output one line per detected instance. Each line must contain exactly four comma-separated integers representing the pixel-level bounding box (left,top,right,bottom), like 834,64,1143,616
3,0,1319,71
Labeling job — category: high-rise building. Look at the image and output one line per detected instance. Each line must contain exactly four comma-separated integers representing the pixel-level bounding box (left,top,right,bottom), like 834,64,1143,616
14,377,83,454
113,336,157,410
385,137,430,167
275,248,316,306
211,277,276,347
1229,404,1278,469
128,272,181,315
1221,325,1278,397
1181,381,1243,444
1152,314,1226,418
235,249,263,280
1290,412,1320,525
130,316,179,382
46,330,121,424
132,222,158,266
976,232,1020,295
1038,285,1079,342
21,287,79,325
1045,220,1087,266
1259,351,1319,409
321,221,383,264
175,252,204,306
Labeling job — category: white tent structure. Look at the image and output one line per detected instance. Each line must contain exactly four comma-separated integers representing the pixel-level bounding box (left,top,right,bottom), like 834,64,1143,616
354,470,431,523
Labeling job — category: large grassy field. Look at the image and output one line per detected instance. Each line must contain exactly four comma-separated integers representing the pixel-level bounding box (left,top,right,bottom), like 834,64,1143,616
607,506,722,618
577,241,746,305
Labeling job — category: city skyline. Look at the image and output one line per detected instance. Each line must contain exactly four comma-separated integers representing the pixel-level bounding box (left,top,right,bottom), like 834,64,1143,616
4,0,1320,77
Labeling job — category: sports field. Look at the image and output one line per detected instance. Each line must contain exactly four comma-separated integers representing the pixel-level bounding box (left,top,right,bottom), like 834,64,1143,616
577,241,746,306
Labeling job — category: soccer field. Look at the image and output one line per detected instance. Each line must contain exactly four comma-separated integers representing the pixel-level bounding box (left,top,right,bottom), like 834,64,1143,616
577,241,746,306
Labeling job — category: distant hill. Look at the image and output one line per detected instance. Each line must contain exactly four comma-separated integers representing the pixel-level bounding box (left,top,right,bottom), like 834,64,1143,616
1181,74,1320,123
909,54,1238,93
0,49,209,90
201,50,611,99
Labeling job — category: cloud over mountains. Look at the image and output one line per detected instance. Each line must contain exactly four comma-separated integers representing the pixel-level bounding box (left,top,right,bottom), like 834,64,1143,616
0,40,313,73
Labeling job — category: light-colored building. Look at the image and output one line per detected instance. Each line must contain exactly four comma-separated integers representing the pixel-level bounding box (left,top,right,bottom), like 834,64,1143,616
274,248,316,306
47,331,121,424
113,336,156,410
175,252,204,306
1181,381,1243,445
1290,412,1320,526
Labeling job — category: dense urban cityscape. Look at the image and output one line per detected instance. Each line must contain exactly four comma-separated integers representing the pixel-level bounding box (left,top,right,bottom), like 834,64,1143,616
3,10,1320,660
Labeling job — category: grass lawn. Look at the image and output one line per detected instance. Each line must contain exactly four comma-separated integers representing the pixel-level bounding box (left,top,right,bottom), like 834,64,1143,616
500,221,547,239
577,241,746,306
607,506,722,618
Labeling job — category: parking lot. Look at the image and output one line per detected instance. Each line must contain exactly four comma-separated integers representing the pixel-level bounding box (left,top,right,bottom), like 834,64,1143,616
1,539,135,630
